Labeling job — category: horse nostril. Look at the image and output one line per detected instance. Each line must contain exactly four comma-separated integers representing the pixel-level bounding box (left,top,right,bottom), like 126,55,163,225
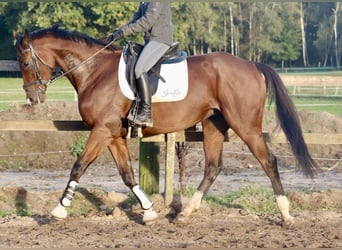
26,97,33,105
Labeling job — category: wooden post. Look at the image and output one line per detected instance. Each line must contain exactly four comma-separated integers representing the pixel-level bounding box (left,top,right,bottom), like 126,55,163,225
138,140,160,195
164,132,176,207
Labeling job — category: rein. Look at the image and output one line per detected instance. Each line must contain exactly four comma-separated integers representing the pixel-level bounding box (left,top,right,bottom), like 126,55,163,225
22,41,114,89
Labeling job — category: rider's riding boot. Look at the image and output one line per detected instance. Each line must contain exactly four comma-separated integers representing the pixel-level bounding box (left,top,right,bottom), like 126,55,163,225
134,72,153,127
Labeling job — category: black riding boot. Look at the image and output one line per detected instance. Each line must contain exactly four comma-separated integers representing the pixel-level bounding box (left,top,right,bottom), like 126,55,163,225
134,72,153,127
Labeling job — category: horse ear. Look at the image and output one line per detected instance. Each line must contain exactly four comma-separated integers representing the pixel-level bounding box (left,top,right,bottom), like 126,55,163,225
13,30,21,41
21,29,30,46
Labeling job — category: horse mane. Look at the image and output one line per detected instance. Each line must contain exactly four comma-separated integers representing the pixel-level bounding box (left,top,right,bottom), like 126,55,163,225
30,24,121,51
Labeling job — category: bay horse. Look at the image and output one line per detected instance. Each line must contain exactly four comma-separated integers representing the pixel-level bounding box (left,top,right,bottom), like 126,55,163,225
14,25,318,226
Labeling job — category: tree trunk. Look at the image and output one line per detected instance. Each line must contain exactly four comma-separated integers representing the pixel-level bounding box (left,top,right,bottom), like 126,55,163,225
224,10,227,52
192,38,196,55
323,24,334,67
300,2,308,66
332,2,340,67
248,3,255,61
229,6,235,55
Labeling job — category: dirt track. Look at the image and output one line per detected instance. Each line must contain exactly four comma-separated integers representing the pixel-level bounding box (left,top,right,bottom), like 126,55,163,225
0,188,341,248
0,102,341,248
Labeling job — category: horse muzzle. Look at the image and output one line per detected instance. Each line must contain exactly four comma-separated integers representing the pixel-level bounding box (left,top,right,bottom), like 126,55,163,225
24,84,47,105
26,91,46,105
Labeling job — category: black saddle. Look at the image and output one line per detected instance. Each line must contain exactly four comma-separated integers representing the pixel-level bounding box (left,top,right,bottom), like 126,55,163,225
123,41,187,95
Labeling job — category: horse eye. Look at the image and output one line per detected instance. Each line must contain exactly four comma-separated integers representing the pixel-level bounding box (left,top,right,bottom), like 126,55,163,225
22,61,30,67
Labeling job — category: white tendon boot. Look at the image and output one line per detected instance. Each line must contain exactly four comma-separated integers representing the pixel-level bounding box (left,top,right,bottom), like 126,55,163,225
50,180,78,219
132,185,158,224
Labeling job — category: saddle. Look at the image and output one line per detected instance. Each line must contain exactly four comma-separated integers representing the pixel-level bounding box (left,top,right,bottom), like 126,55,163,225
123,41,187,95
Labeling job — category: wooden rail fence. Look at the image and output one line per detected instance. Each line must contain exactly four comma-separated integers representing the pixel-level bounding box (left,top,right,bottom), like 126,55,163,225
1,120,341,206
0,60,19,71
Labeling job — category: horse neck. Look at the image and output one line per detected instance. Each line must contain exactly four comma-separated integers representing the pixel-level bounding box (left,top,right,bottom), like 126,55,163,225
38,38,103,91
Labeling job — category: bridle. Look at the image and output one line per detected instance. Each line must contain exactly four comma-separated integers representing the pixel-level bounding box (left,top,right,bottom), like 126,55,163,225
20,40,114,92
21,42,55,92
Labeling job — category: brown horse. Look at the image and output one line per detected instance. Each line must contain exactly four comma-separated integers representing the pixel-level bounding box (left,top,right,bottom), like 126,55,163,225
14,25,318,225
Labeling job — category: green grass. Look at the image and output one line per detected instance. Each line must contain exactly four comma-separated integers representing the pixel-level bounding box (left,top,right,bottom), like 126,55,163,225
291,96,342,115
181,185,341,214
279,70,342,77
265,95,342,116
0,77,75,111
205,186,278,213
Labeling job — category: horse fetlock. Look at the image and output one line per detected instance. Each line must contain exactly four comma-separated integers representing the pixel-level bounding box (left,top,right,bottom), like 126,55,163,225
132,185,153,210
190,190,204,211
276,195,295,226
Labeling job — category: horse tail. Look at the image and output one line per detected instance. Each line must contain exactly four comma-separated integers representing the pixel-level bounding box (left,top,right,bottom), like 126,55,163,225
255,62,319,178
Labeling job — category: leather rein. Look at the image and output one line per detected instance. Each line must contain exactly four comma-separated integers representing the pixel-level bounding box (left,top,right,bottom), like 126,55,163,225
21,41,114,91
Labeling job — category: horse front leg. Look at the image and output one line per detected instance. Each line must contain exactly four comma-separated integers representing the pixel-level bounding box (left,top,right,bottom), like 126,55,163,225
51,128,110,219
108,137,158,224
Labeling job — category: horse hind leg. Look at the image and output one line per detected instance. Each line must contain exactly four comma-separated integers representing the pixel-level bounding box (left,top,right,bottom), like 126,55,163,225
241,132,294,226
175,114,227,223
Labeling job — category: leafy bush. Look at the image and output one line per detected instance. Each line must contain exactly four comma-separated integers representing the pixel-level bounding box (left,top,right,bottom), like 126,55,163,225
70,135,87,157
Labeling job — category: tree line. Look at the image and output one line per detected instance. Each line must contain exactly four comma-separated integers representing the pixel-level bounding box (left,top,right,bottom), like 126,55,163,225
0,2,341,68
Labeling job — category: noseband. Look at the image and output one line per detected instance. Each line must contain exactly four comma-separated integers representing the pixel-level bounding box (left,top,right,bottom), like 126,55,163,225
21,42,55,92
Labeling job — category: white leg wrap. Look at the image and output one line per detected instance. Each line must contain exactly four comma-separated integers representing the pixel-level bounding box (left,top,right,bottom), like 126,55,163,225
61,181,78,207
132,185,153,210
50,203,67,219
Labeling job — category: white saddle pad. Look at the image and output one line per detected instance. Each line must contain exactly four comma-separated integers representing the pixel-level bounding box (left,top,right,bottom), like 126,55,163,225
118,53,188,102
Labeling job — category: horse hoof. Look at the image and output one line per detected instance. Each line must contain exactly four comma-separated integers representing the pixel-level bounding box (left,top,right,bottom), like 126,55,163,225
50,203,67,219
142,208,158,225
173,213,189,224
282,216,295,228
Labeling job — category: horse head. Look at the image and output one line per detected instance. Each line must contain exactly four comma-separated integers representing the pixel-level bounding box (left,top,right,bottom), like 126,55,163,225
13,29,55,105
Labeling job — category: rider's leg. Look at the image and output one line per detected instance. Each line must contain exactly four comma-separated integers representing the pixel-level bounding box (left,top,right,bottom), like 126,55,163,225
132,41,169,127
134,73,153,127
